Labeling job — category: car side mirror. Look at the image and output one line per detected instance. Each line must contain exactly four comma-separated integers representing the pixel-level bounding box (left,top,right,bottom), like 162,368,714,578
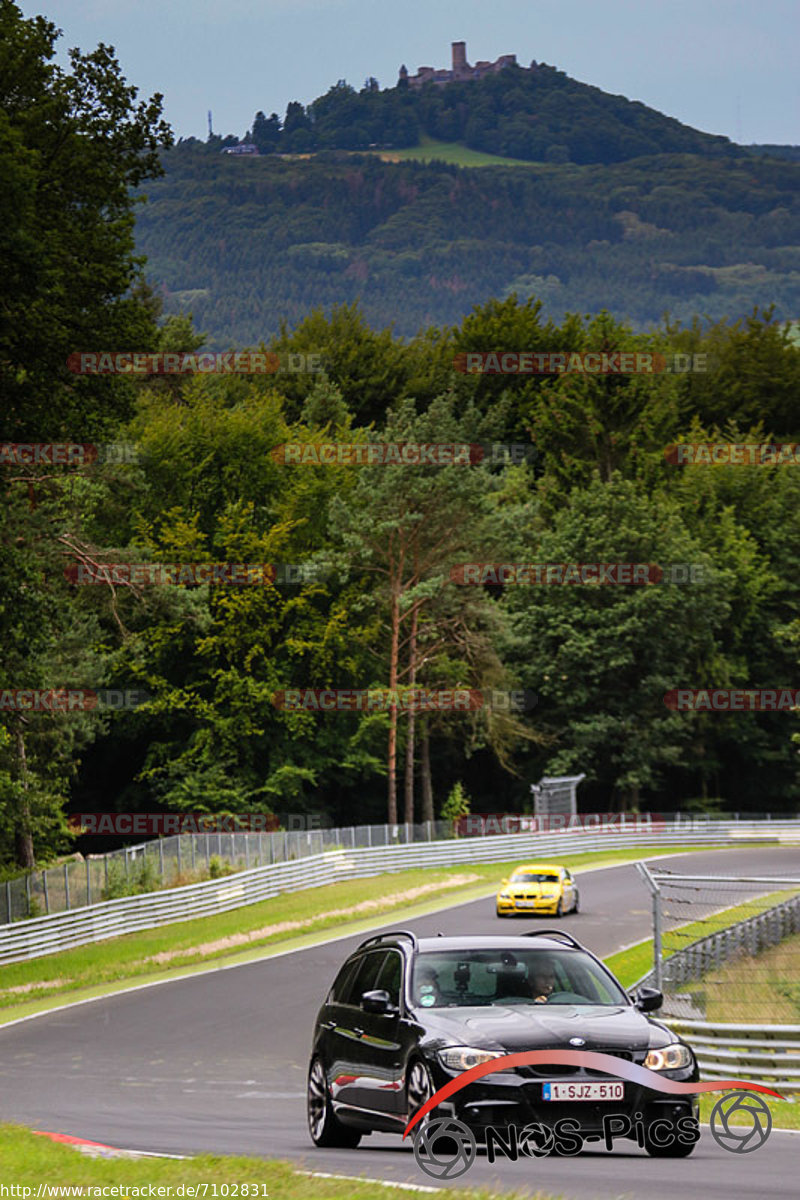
361,989,395,1015
633,986,663,1012
501,878,509,886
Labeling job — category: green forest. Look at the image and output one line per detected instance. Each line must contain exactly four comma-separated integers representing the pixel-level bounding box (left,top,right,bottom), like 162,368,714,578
2,1,800,873
135,146,800,346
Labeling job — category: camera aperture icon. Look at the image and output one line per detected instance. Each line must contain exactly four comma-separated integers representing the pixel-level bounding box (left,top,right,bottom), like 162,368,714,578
413,1116,477,1179
709,1091,772,1153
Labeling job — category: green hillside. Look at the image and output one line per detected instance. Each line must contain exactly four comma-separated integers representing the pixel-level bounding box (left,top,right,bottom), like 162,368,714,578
227,61,741,166
136,146,800,346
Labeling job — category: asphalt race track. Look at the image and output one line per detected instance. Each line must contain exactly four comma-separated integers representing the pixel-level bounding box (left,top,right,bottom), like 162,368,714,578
2,846,799,1199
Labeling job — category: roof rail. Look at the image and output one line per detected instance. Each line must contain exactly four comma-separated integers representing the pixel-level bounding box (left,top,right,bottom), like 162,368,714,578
357,929,419,951
520,930,584,949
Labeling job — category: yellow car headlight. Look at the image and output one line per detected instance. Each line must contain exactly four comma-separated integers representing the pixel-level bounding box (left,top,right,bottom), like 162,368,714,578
644,1043,693,1071
498,892,511,899
439,1047,504,1071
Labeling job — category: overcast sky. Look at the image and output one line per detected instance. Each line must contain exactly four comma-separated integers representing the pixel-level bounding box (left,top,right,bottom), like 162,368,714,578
29,0,800,145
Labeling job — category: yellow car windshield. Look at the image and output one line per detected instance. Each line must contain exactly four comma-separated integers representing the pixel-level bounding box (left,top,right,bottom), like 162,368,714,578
511,873,559,883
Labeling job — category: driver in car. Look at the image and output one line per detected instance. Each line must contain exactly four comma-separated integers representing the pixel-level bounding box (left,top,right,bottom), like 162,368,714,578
530,960,557,1003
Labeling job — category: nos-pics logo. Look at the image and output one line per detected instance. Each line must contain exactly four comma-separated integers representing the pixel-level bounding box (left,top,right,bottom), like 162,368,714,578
405,1051,779,1180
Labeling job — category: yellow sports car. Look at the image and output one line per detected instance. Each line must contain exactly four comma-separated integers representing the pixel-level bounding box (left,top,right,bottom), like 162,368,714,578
495,862,579,918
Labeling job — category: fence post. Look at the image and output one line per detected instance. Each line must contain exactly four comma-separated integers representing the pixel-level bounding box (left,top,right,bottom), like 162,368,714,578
159,838,165,880
177,836,182,879
25,872,31,915
86,858,91,907
64,863,70,910
42,869,49,915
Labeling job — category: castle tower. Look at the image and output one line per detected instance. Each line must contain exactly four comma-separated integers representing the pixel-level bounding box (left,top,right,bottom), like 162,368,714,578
452,41,468,77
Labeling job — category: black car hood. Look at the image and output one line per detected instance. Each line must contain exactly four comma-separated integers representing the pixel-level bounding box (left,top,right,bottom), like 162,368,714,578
417,1004,658,1053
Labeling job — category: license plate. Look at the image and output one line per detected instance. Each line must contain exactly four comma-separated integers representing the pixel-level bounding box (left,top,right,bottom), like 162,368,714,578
515,900,535,907
542,1081,624,1102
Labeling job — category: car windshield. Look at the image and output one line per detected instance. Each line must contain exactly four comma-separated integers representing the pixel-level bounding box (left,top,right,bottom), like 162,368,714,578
411,949,628,1008
511,873,559,883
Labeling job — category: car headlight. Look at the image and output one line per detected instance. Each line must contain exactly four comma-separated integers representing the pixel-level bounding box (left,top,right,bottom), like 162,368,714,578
498,892,511,899
438,1047,505,1072
644,1042,693,1071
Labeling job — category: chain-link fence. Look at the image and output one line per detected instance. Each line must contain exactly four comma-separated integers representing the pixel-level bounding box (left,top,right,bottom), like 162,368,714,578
0,821,453,924
636,865,800,1022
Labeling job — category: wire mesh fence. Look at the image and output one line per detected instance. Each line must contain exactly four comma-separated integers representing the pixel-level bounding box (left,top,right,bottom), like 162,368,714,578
637,867,800,1023
0,821,452,924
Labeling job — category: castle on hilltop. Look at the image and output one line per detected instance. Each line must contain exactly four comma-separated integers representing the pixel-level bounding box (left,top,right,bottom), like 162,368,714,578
399,41,529,89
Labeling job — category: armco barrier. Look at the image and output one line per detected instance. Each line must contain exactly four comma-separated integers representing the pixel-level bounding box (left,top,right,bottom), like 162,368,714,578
1,820,799,965
666,1018,800,1092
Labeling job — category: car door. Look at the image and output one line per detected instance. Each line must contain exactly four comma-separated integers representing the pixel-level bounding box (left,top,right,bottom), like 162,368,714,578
353,949,410,1118
325,950,385,1114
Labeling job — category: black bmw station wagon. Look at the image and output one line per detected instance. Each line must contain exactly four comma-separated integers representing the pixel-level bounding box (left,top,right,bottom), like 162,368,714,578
307,929,699,1157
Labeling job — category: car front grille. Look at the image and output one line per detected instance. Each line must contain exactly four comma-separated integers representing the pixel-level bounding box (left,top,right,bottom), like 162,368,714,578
520,1049,635,1078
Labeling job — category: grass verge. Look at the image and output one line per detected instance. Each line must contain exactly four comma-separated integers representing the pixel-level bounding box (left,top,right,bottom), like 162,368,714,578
0,1124,550,1198
0,844,735,1020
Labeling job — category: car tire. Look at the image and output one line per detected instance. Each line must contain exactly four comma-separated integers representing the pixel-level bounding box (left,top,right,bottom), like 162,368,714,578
496,907,506,918
556,899,563,918
644,1128,696,1157
307,1056,362,1148
572,890,580,914
406,1058,435,1132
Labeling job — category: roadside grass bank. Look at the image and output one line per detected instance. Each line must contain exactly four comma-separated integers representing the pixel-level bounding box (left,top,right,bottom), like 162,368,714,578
0,844,738,1018
693,930,800,1024
0,1124,546,1199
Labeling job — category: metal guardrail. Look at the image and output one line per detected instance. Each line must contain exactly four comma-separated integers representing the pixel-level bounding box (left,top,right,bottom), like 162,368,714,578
666,1018,800,1093
0,820,453,924
664,893,800,991
1,819,799,965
